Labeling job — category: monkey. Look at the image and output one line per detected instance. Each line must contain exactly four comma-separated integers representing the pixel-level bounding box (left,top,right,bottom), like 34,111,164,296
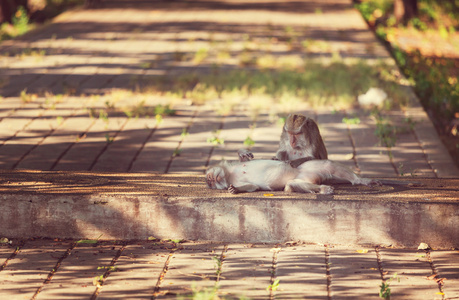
275,114,328,168
206,149,381,195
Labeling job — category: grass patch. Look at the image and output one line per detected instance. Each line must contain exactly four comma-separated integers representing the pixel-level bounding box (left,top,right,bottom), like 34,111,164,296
355,0,459,167
139,59,407,112
0,6,32,40
1,1,85,42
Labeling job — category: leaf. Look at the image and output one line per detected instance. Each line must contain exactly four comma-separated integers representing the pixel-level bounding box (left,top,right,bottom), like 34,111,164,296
170,239,184,244
76,234,103,244
76,239,98,244
427,274,437,280
243,136,255,147
93,275,103,287
356,249,369,254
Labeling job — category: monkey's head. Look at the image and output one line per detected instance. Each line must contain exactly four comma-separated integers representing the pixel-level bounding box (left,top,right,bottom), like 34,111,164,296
205,166,229,190
284,114,309,149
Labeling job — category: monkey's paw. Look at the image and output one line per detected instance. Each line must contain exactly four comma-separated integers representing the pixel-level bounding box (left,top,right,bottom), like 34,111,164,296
319,185,334,194
228,184,239,194
238,149,254,162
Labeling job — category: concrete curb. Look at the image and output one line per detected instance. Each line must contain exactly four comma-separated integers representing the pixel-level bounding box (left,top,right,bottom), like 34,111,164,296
1,171,458,248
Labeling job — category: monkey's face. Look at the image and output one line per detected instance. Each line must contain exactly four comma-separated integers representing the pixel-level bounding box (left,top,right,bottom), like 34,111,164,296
287,131,302,149
205,167,228,190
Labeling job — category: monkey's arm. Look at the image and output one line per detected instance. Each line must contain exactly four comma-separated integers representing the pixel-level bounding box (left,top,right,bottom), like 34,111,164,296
274,150,288,161
289,157,316,168
228,184,259,194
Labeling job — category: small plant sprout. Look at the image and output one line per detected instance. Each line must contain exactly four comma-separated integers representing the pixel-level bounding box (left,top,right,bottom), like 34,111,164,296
169,238,185,244
207,130,224,146
374,117,396,148
105,101,115,110
99,110,109,123
155,114,163,125
243,136,255,148
193,48,209,64
178,283,219,300
20,89,37,103
56,116,64,126
105,134,114,144
342,117,361,125
76,234,103,244
403,117,415,130
181,128,189,138
212,255,223,278
97,266,118,272
398,163,405,176
277,116,287,127
75,133,87,142
93,275,103,287
173,148,182,157
267,279,280,292
379,273,399,299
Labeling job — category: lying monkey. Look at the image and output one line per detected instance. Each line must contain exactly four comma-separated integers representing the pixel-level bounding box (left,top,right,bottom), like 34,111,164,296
206,150,381,194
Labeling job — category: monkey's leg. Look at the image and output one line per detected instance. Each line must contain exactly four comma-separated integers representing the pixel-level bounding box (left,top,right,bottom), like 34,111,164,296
228,184,259,194
237,149,254,162
285,179,333,194
327,161,381,186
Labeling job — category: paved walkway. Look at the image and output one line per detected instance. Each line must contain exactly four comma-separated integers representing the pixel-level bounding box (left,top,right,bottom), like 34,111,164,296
1,239,458,299
0,0,458,299
0,0,457,177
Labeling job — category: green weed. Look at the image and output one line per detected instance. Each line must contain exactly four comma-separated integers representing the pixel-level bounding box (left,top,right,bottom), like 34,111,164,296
243,136,255,148
93,275,104,287
20,89,37,103
181,128,189,138
99,111,109,123
267,279,280,292
212,255,223,278
124,102,176,118
207,130,224,146
0,6,32,40
193,48,209,64
178,284,219,300
172,148,182,157
379,273,399,299
105,134,114,143
342,117,361,125
76,234,103,244
141,59,405,110
372,111,397,148
97,266,118,272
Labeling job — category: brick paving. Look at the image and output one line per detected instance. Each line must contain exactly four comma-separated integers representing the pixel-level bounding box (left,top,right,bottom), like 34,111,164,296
0,0,457,178
0,0,458,298
0,239,457,299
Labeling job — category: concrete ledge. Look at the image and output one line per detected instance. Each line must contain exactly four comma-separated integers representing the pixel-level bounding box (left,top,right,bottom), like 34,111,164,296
1,170,458,248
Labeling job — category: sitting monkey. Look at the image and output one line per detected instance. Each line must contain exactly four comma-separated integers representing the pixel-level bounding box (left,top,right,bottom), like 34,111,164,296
275,113,328,168
206,150,380,194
